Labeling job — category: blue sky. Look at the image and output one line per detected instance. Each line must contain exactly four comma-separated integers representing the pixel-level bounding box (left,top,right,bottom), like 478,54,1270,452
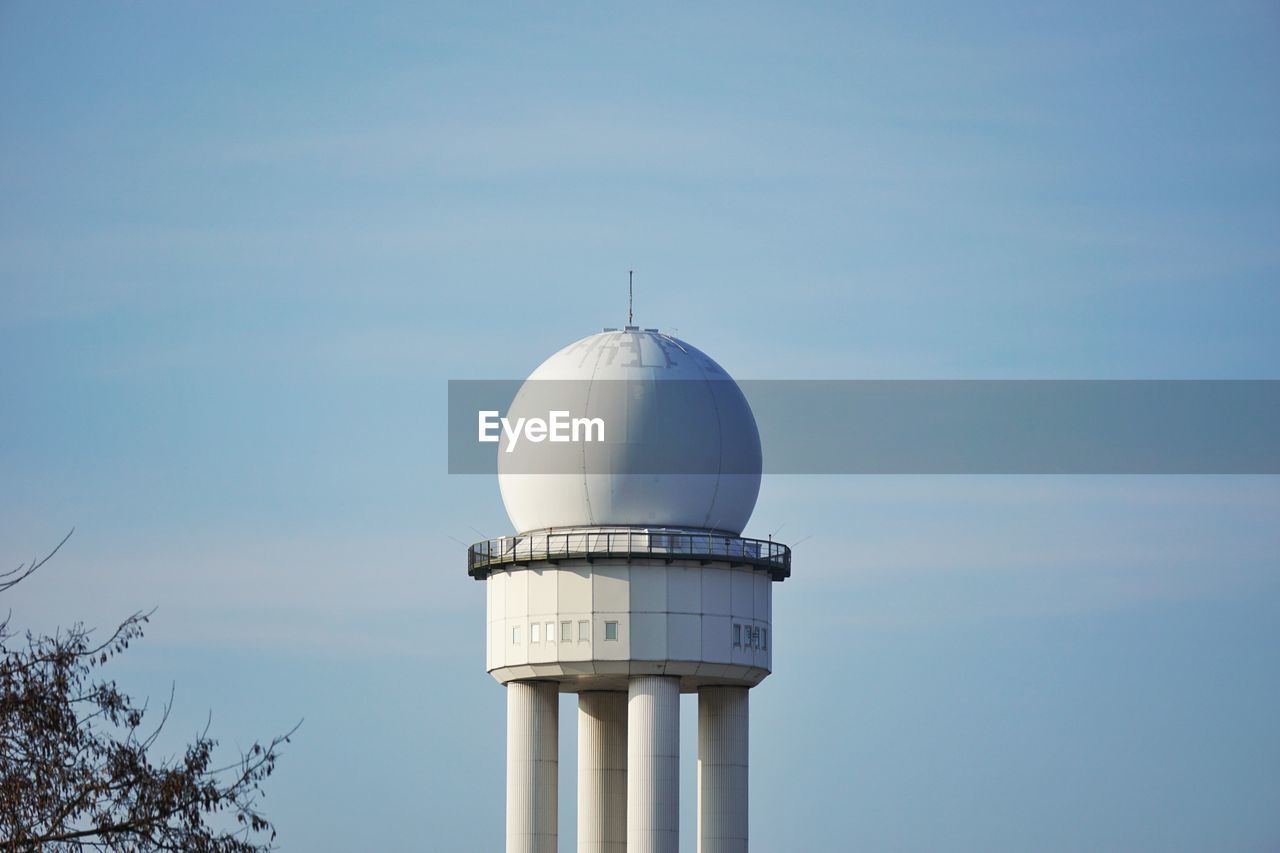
2,2,1278,850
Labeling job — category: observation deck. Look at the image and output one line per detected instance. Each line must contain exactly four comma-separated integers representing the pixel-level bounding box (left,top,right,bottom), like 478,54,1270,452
468,527,791,582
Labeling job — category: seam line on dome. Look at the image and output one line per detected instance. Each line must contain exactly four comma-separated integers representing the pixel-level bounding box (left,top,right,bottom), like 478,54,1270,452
578,337,609,527
688,344,726,531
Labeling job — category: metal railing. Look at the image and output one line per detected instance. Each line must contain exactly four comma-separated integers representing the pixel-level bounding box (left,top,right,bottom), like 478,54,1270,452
467,528,791,581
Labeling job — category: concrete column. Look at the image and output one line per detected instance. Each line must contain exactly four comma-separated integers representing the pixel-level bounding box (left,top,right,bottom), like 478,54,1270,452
507,680,558,853
698,686,749,853
627,675,681,853
578,691,628,853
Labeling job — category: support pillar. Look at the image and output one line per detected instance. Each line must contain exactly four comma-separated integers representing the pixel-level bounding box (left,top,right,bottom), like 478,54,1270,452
627,675,681,853
578,691,628,853
507,680,558,853
698,686,749,853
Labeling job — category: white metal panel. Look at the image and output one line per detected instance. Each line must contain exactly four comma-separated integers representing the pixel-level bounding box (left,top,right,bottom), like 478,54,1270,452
700,615,732,664
667,613,701,661
558,565,592,614
667,565,701,614
489,619,506,670
629,566,667,612
729,570,754,620
753,574,769,621
629,613,667,661
700,570,731,617
507,570,529,621
529,567,558,617
489,571,508,623
593,565,629,613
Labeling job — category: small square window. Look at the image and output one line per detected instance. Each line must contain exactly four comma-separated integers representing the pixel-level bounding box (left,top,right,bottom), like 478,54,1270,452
733,624,742,646
561,621,572,642
545,622,555,643
604,621,619,641
531,622,540,643
578,620,590,642
512,626,521,645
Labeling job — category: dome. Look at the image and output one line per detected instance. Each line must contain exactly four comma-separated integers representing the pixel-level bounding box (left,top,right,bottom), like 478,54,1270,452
497,328,761,535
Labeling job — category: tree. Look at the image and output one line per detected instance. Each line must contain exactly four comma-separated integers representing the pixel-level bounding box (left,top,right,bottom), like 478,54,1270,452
0,532,298,851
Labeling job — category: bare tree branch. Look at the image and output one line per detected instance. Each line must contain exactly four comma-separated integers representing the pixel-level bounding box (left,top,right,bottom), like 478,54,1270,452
0,538,297,852
0,528,74,592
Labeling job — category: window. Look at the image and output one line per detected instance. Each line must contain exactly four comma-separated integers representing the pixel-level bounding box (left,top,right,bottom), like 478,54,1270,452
545,622,555,643
762,628,768,651
604,621,619,641
531,622,540,643
733,624,742,646
561,621,572,642
578,620,590,642
512,625,520,645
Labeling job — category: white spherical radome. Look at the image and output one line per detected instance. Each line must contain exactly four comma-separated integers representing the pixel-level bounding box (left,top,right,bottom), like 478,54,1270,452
497,329,761,535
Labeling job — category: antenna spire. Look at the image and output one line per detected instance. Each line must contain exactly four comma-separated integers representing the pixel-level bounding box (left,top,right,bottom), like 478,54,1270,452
628,270,634,325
